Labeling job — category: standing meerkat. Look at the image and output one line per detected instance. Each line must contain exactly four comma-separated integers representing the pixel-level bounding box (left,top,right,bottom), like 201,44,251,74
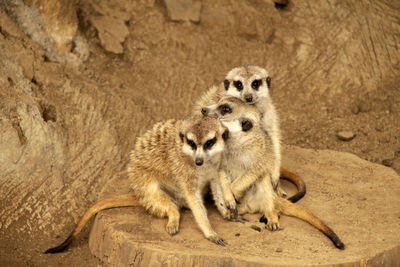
194,65,299,198
203,97,345,249
45,115,232,253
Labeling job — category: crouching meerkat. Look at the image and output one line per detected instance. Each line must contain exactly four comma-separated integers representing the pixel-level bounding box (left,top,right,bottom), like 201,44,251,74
194,65,295,198
203,97,345,249
45,115,231,253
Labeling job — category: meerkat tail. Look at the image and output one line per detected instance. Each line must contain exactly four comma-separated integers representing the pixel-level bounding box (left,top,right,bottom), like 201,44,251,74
279,198,345,250
44,194,138,254
280,167,306,203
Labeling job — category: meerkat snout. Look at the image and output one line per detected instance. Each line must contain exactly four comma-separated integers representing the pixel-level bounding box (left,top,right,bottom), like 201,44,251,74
244,94,253,103
201,107,208,115
195,158,204,166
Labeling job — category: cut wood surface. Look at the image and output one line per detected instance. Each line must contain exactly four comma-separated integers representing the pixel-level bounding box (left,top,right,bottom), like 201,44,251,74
89,146,400,266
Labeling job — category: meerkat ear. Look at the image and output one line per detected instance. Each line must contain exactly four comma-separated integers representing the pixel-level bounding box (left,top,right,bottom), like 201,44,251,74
266,77,271,88
179,132,184,142
241,120,253,132
222,129,229,141
224,79,230,90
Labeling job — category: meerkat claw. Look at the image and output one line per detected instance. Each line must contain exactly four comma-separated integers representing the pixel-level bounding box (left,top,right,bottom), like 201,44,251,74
266,222,280,231
227,204,238,218
208,235,227,246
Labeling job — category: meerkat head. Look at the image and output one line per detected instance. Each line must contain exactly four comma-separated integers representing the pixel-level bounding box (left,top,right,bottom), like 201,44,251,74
223,65,271,105
201,97,260,136
179,116,229,166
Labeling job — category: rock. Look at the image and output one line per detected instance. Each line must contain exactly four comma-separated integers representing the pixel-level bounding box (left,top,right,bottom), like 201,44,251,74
336,131,355,141
163,0,202,22
0,57,121,235
88,146,400,266
89,16,129,54
1,0,88,66
275,247,283,253
23,0,78,53
250,225,262,232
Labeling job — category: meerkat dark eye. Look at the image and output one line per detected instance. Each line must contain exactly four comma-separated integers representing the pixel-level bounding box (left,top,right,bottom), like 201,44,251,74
204,137,217,150
187,139,197,150
233,81,243,91
266,77,271,88
251,79,262,90
218,104,232,115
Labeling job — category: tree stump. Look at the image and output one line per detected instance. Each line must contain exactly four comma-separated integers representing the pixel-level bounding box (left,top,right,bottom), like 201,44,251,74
89,146,400,266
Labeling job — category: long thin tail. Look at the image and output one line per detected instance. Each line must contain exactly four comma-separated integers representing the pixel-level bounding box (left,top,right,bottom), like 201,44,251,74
280,197,345,250
44,194,138,254
280,167,306,203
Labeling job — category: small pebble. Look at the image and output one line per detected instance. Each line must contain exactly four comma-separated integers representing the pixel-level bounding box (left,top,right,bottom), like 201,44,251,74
336,131,355,141
351,105,360,114
250,225,262,232
275,247,283,253
235,233,240,237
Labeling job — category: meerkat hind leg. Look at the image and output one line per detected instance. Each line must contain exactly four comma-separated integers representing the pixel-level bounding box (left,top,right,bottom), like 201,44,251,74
142,182,181,235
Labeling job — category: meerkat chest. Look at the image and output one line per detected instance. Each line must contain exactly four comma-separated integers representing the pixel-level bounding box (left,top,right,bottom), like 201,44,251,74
195,164,218,193
223,145,255,182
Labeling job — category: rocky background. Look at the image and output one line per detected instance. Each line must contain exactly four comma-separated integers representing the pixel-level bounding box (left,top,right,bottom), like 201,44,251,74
0,0,399,265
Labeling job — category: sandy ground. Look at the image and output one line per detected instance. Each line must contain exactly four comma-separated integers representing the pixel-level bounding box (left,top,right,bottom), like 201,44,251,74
0,0,399,266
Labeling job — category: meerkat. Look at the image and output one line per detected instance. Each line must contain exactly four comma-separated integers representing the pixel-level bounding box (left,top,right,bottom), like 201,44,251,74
194,65,298,199
45,115,233,253
203,97,345,249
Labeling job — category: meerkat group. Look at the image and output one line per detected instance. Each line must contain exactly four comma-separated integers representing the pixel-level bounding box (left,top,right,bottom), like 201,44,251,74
202,96,344,249
45,65,344,254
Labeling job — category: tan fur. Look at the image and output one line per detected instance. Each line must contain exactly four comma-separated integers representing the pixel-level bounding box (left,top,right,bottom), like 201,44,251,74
45,116,229,253
204,97,345,249
128,116,228,245
194,66,282,193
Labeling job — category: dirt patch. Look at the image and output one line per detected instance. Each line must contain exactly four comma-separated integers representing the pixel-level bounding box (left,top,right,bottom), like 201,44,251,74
0,0,399,266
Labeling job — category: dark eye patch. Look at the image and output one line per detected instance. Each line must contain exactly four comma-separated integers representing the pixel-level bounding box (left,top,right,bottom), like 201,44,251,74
233,80,243,91
266,77,271,88
251,79,262,90
218,104,232,115
224,79,230,90
204,137,217,150
222,129,229,141
187,139,197,150
241,120,253,132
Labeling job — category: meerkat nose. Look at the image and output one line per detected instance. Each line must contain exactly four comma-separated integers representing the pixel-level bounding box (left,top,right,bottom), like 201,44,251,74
245,95,253,103
201,108,208,115
195,158,204,166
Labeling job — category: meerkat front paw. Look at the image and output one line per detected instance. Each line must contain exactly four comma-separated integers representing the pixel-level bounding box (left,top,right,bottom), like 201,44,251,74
262,213,282,231
207,233,227,246
265,221,281,231
224,202,238,220
223,190,238,220
166,218,180,235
